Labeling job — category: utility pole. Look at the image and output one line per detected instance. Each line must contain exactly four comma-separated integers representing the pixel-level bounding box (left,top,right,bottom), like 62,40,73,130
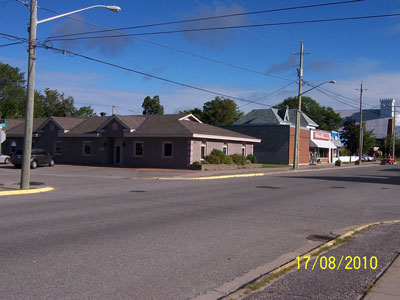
20,0,37,189
357,83,365,165
393,105,396,161
293,41,304,169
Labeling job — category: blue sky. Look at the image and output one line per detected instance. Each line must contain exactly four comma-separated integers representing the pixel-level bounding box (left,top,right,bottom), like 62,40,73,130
1,0,400,115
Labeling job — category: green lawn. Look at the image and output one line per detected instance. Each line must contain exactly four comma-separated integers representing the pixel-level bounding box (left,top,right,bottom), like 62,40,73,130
262,164,289,168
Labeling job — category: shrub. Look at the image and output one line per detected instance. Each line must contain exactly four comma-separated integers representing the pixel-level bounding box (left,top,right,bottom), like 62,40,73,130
201,160,209,164
205,154,221,164
224,156,233,164
230,153,247,165
246,154,257,163
210,149,227,164
192,161,201,165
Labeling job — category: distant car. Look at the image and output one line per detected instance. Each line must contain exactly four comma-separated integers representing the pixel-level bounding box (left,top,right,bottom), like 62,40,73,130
380,156,394,165
362,154,374,161
0,154,10,164
11,149,55,169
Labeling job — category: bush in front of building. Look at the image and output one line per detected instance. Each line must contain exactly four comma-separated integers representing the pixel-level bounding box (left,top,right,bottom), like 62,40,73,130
204,154,221,164
210,149,227,164
246,154,257,163
230,153,247,165
225,156,233,164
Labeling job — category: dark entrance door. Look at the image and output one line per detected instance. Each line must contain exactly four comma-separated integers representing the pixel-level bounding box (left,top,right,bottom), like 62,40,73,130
115,146,121,164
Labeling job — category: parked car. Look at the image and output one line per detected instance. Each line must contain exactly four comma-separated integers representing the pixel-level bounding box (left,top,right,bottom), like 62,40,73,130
11,149,55,169
362,154,374,161
0,154,10,164
380,156,395,165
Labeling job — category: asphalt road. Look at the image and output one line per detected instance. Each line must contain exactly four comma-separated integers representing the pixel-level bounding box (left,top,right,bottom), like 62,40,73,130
0,164,399,300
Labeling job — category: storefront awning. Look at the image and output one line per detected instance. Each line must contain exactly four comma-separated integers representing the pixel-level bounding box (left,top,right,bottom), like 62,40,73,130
310,139,337,149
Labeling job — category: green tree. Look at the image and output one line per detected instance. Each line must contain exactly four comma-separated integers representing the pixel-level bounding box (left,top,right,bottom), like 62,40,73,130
0,62,26,118
142,95,164,115
381,136,400,157
341,118,376,155
201,97,243,126
274,96,342,131
34,88,95,117
179,108,203,120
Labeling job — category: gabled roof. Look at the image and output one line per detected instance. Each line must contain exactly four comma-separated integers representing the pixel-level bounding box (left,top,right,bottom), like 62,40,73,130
51,117,87,131
234,108,319,128
66,116,110,134
125,114,260,142
5,118,48,136
2,119,24,132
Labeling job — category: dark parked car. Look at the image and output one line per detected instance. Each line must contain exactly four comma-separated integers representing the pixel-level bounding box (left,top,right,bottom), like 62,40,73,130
12,149,55,169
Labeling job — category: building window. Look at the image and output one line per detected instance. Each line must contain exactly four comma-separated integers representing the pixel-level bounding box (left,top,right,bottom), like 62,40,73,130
55,141,62,155
223,143,228,155
134,142,144,157
162,142,173,158
241,144,246,156
83,141,91,156
10,140,17,154
201,143,206,159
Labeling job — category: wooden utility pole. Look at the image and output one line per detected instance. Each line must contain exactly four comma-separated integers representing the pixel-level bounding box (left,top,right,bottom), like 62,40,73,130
20,0,37,189
293,41,304,170
393,105,396,161
357,83,365,165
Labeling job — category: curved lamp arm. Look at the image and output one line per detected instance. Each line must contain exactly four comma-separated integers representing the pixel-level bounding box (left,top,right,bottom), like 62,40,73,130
37,5,121,24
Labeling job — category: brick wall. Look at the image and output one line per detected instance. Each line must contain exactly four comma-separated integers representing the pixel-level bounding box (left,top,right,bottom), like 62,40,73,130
288,127,310,165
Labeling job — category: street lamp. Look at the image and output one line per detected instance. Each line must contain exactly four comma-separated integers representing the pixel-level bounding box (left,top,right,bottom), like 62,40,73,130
292,80,335,170
20,1,121,189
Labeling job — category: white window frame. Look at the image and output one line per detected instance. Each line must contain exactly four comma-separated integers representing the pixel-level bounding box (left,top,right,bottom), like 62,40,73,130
241,144,246,156
162,141,173,158
223,143,228,155
54,141,62,156
201,142,206,160
134,141,144,158
82,141,92,156
10,140,17,153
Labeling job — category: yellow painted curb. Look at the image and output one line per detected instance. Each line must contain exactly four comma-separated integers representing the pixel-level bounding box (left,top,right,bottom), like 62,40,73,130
229,219,400,299
147,173,266,180
0,187,54,196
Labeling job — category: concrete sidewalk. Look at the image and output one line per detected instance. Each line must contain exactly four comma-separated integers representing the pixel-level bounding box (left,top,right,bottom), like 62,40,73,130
221,221,400,300
364,255,400,300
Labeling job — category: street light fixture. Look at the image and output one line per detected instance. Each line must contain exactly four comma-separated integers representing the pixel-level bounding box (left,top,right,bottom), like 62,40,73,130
20,1,121,189
292,79,335,170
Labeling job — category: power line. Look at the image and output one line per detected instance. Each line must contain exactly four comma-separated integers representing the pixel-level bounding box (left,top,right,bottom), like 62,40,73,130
0,41,24,47
15,2,294,81
238,81,297,108
46,0,364,40
46,12,400,42
38,43,275,108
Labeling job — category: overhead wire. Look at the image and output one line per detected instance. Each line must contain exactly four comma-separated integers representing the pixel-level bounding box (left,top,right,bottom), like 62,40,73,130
36,43,275,108
46,0,365,40
46,12,400,42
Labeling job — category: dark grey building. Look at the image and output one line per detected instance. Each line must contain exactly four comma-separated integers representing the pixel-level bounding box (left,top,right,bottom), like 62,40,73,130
2,114,260,169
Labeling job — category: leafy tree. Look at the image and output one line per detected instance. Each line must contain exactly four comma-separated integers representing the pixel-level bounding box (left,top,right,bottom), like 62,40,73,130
180,97,243,126
201,97,243,126
274,96,342,131
381,136,400,157
340,118,376,155
0,62,26,118
1,62,95,118
179,108,203,120
142,95,164,115
34,88,95,117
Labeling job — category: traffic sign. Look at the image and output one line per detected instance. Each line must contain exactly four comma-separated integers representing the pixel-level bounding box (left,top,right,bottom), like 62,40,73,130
0,129,5,144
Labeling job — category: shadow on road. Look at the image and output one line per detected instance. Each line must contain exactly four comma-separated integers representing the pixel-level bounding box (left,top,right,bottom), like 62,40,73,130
288,174,400,186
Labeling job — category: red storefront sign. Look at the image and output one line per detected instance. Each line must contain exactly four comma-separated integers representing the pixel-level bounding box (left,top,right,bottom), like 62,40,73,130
313,131,331,141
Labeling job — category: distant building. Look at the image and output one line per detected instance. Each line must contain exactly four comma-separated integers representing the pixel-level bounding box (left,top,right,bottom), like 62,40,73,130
1,114,260,169
337,98,399,144
225,108,324,165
